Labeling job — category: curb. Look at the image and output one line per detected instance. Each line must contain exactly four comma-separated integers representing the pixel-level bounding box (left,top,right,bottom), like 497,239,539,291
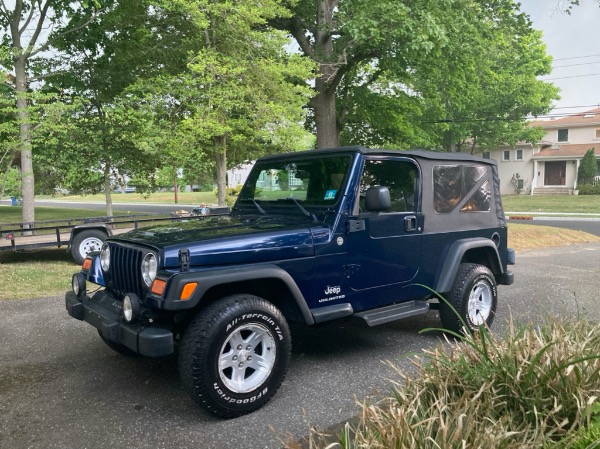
509,215,534,220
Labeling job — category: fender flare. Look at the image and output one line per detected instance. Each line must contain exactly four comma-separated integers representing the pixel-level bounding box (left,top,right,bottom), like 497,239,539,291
161,264,315,325
434,238,502,293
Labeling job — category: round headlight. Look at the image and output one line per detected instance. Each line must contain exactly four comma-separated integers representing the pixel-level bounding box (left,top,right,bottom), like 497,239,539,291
72,273,86,296
100,243,110,271
141,253,158,287
123,294,140,323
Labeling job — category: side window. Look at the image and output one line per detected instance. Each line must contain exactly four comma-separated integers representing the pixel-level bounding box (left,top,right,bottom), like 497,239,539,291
358,159,417,213
558,129,569,142
433,165,491,214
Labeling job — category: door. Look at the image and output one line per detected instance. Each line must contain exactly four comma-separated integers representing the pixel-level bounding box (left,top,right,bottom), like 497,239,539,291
346,157,423,296
544,161,566,185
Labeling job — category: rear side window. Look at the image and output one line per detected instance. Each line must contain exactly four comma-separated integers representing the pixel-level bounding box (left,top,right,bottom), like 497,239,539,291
433,165,491,214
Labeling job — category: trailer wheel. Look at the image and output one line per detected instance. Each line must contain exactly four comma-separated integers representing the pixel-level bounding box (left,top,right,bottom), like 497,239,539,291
71,229,107,264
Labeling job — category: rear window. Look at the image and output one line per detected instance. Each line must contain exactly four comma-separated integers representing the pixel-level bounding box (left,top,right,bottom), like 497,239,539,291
433,165,491,214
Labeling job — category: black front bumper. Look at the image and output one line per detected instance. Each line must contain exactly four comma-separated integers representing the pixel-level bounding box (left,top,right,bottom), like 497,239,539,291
66,291,174,357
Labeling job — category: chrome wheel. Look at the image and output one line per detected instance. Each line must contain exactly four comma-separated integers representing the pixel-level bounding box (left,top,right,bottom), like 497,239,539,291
467,279,493,326
218,323,276,394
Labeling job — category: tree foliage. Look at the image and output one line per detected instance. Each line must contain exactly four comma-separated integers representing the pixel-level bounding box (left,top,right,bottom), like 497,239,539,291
0,0,103,224
36,0,203,215
578,148,597,186
130,0,315,205
274,0,558,151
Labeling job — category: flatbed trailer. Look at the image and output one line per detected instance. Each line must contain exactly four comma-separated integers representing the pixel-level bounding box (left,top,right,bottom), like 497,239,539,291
0,207,229,264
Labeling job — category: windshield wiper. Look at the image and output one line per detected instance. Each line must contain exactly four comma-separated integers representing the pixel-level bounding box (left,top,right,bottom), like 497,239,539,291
282,197,317,222
238,198,266,215
250,198,266,215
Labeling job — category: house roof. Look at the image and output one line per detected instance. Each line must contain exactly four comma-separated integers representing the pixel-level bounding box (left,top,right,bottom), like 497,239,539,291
530,107,600,128
532,143,598,159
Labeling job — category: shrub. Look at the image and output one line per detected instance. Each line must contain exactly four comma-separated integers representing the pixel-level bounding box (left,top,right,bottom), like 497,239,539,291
578,184,600,195
296,317,600,449
578,148,597,186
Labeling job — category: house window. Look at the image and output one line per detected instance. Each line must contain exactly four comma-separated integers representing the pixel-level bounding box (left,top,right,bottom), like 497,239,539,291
595,127,600,139
557,129,569,142
515,149,523,161
502,150,510,161
482,152,490,159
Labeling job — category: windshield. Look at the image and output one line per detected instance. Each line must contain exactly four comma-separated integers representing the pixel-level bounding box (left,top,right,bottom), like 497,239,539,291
235,154,353,217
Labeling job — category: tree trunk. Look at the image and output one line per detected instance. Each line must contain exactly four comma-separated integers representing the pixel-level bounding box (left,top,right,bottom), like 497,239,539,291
174,169,179,204
103,165,113,218
313,82,339,148
313,0,339,149
14,55,35,227
215,139,227,206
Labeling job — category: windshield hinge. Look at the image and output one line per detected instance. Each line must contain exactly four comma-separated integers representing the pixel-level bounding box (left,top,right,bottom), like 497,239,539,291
179,248,190,272
347,219,365,233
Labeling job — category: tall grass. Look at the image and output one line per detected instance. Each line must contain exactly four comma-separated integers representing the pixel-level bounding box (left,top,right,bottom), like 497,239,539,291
296,318,600,449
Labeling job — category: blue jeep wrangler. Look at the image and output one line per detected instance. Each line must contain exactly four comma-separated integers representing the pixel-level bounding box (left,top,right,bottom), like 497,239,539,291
66,146,515,418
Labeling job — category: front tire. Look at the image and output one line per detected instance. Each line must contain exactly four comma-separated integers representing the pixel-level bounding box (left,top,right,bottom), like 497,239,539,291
179,294,291,418
440,263,498,334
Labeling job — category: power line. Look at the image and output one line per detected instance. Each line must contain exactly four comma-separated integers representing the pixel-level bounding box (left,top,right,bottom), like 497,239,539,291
552,61,600,69
551,105,600,109
543,72,600,80
553,53,600,61
420,109,600,124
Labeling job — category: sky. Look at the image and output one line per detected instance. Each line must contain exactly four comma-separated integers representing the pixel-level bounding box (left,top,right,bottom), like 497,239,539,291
519,0,600,116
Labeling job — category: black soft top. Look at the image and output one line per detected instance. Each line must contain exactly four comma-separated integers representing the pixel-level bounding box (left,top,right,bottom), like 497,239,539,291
258,145,506,230
258,146,497,166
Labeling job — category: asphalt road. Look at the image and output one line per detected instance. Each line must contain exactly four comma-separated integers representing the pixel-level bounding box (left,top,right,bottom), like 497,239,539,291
2,242,600,449
508,217,600,236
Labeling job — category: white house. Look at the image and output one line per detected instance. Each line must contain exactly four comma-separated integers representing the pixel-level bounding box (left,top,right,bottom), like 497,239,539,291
482,107,600,195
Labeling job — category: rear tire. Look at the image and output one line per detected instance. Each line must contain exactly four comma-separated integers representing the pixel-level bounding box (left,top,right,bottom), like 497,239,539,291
440,263,498,335
71,230,107,264
179,294,291,418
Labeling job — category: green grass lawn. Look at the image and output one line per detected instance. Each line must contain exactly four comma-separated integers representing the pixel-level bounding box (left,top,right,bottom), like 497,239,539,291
0,249,77,300
502,194,600,214
38,191,218,205
0,206,128,225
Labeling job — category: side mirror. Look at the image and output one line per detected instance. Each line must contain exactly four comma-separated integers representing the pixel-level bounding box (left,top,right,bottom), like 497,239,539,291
365,186,391,212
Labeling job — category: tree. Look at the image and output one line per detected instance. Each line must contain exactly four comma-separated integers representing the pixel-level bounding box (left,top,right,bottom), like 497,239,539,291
274,0,557,151
38,0,202,215
0,0,101,225
413,3,559,152
577,148,597,186
136,0,315,206
273,0,460,148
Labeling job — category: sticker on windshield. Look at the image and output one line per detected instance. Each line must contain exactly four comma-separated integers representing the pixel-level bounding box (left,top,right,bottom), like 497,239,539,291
324,190,337,200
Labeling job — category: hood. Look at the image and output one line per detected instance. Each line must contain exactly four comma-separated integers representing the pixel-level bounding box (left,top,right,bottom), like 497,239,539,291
111,215,322,268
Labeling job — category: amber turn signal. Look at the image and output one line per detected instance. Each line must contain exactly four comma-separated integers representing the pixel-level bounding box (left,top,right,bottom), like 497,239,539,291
180,282,198,301
150,279,167,296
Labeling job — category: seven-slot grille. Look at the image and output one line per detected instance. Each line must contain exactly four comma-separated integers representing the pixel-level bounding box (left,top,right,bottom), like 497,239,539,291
107,243,146,297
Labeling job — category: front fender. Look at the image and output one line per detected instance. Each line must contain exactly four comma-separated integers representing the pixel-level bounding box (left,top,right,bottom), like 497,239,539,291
157,264,315,325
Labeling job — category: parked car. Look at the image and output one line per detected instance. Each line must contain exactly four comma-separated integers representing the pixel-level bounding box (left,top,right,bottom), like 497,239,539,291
66,146,515,418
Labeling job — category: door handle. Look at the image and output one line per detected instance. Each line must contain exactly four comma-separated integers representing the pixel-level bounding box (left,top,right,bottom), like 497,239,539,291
404,215,417,232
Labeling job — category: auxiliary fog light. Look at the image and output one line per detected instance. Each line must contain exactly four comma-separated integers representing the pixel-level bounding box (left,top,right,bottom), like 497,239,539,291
123,294,141,323
72,273,87,297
